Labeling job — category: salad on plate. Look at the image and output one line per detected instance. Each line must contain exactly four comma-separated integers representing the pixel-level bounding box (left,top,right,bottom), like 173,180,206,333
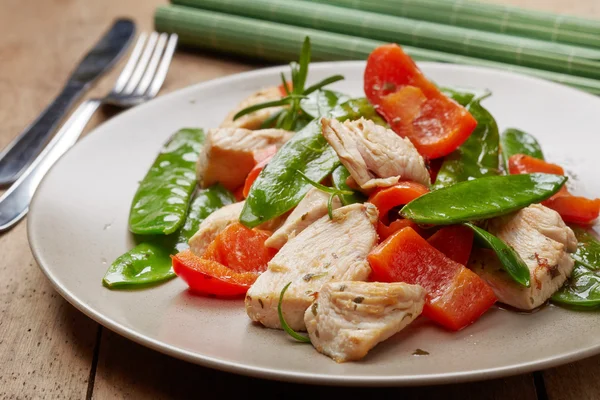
103,38,600,363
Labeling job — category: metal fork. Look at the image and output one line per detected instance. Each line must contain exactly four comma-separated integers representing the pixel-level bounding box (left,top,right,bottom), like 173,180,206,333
0,32,178,232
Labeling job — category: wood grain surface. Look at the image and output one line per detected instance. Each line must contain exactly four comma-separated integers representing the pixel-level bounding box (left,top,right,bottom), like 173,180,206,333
0,0,598,398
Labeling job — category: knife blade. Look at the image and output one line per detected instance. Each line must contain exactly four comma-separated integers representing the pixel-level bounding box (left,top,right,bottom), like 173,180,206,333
0,18,135,186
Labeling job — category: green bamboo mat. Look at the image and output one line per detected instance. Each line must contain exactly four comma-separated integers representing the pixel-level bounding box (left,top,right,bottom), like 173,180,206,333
154,5,600,94
171,0,600,80
304,0,600,49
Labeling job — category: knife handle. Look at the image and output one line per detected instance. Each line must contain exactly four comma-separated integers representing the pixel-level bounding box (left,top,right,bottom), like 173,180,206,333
0,99,101,232
0,81,86,186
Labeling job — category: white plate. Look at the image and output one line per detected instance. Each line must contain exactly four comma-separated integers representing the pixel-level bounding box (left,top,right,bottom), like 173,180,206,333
28,61,600,386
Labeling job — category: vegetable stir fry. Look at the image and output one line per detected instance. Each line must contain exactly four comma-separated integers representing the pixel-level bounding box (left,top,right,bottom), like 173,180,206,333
108,38,600,363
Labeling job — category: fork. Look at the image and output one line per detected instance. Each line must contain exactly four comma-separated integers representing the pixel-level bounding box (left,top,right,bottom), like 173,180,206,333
0,32,178,232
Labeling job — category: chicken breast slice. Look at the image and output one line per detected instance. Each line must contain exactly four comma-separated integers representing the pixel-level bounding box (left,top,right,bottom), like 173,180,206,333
321,117,430,190
188,202,246,256
264,188,342,250
246,203,379,331
469,204,577,310
196,128,293,191
220,86,284,130
304,281,425,363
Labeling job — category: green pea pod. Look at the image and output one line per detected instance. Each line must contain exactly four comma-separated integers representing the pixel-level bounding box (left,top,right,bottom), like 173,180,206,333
465,223,530,287
500,128,545,169
129,128,204,235
331,165,366,206
434,98,500,189
552,228,600,309
401,173,567,225
240,97,381,228
104,185,235,288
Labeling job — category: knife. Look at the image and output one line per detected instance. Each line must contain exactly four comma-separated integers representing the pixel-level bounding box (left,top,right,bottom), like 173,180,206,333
0,18,135,186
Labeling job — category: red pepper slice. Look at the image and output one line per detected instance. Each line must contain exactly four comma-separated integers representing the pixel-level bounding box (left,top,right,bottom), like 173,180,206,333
364,44,477,159
368,227,496,331
172,223,276,296
508,154,600,224
242,147,278,198
427,225,474,266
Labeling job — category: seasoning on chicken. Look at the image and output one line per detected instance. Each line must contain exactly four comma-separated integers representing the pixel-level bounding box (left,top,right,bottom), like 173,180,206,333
469,204,577,310
220,86,284,130
196,128,293,191
246,203,379,331
321,117,430,190
264,188,342,250
304,281,425,362
188,201,245,256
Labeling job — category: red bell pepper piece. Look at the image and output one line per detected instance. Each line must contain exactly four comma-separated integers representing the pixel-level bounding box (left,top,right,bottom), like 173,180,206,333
368,227,496,331
368,181,429,240
172,223,276,296
242,146,278,198
508,154,600,224
427,225,474,266
364,44,477,159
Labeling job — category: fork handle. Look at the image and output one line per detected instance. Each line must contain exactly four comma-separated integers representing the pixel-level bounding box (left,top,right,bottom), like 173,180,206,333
0,82,88,186
0,99,101,232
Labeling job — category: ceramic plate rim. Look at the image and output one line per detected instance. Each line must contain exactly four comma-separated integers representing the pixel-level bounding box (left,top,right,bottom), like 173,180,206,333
27,60,600,386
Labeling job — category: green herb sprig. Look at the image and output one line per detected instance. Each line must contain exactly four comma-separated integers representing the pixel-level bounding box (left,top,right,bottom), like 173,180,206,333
233,37,344,131
297,171,352,219
278,282,311,343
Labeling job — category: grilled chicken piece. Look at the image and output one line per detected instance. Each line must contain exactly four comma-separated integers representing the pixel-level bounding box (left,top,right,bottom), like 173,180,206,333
304,281,425,363
220,86,284,130
246,203,379,331
196,128,293,191
469,204,577,310
188,202,245,256
321,117,430,190
264,188,342,250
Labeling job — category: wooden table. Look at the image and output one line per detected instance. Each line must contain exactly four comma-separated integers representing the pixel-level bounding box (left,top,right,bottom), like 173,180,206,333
1,0,599,398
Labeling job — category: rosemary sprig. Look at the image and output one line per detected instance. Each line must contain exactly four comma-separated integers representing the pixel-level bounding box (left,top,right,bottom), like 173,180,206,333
278,282,311,343
297,171,352,219
232,37,344,131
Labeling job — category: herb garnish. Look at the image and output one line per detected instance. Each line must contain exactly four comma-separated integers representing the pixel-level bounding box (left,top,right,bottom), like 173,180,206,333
278,282,311,343
233,37,344,131
297,171,352,219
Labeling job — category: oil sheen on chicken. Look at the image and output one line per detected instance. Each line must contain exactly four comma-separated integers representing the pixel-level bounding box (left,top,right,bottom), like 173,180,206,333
469,204,577,310
321,117,430,190
246,203,379,331
196,128,292,191
304,281,425,362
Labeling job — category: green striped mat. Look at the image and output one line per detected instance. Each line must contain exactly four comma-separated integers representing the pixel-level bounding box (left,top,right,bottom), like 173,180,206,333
155,5,600,94
171,0,600,80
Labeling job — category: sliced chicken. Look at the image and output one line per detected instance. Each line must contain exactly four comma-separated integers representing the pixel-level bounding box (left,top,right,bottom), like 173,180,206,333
321,117,430,190
246,203,379,331
304,281,425,363
264,188,342,250
220,86,284,130
188,202,245,256
196,128,293,191
469,204,577,310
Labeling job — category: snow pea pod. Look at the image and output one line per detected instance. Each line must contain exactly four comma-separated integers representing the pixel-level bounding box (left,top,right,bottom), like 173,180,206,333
240,97,381,228
465,223,530,287
500,128,545,169
552,228,600,309
401,173,567,225
434,97,500,189
129,128,204,235
331,165,366,206
104,185,235,288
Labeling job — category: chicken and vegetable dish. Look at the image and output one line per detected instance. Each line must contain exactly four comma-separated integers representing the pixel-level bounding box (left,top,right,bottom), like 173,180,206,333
104,39,600,363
